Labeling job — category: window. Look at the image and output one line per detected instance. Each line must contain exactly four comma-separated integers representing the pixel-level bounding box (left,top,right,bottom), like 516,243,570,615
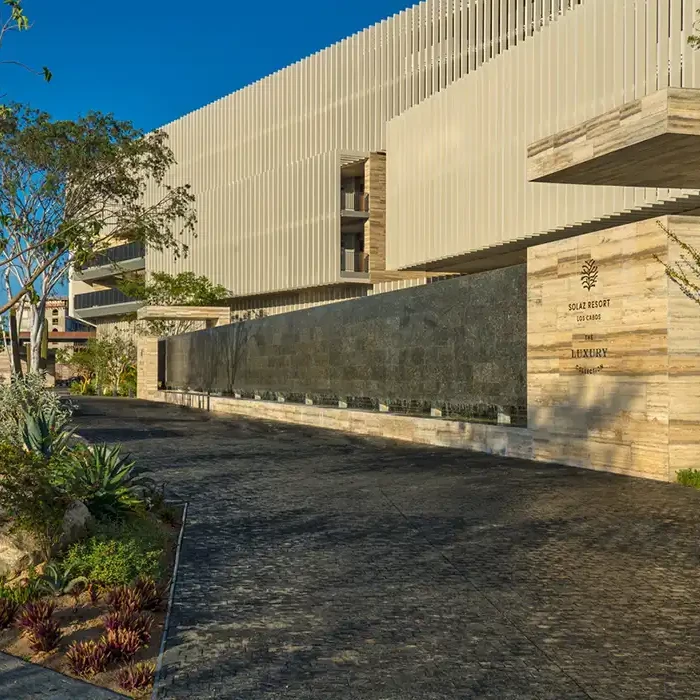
52,309,58,316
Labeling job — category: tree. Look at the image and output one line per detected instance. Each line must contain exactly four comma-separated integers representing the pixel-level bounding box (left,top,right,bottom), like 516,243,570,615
58,334,136,396
119,271,229,337
0,104,196,372
0,1,52,89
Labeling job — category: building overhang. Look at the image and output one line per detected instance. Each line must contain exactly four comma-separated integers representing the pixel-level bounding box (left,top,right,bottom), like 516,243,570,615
73,256,145,283
527,88,700,188
76,301,144,320
137,305,232,327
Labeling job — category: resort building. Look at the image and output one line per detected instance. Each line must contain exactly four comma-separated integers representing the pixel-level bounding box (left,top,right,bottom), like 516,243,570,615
71,0,700,329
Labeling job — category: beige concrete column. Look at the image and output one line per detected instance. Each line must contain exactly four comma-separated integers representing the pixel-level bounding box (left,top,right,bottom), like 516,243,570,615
137,336,160,400
364,152,386,272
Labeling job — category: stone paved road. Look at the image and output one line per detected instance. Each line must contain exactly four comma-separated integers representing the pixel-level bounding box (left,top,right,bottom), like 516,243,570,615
0,651,125,699
75,398,700,700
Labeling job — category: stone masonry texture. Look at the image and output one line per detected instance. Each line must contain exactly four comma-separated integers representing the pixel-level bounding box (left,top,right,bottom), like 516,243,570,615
72,398,700,700
163,267,527,411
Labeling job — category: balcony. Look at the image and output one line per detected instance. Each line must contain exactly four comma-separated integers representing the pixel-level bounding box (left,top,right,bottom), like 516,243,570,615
74,288,144,319
74,241,146,282
340,191,370,220
340,249,369,279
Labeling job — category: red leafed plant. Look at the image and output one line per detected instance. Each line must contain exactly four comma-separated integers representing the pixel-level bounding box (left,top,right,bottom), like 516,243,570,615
105,585,144,614
116,661,156,691
103,610,152,644
87,582,101,605
103,627,143,660
26,618,61,652
0,599,18,629
66,639,111,678
133,577,167,611
16,600,56,635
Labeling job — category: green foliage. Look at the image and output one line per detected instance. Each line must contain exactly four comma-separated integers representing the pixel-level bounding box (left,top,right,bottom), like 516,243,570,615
655,222,700,306
60,335,135,396
19,407,74,458
0,372,72,447
0,104,196,317
120,270,229,336
0,443,69,553
61,517,168,587
36,562,88,597
116,662,155,692
0,570,41,605
66,639,110,678
61,443,147,517
677,468,700,489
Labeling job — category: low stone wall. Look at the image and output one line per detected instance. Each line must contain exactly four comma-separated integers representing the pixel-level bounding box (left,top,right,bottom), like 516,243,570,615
155,390,532,460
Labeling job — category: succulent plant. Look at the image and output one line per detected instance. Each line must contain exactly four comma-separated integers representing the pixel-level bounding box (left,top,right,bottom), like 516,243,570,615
26,618,61,652
116,661,156,691
66,639,111,678
133,577,167,611
16,600,56,635
19,407,73,458
103,610,152,644
103,627,143,660
37,563,88,598
105,585,144,614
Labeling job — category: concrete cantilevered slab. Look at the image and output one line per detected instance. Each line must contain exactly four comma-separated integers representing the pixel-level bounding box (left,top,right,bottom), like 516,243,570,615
527,88,700,189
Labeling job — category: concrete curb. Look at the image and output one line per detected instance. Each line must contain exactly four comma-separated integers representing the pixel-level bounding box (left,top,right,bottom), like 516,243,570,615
151,500,189,700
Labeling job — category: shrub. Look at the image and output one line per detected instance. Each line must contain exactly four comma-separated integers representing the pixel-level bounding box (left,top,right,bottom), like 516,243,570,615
0,571,42,605
0,372,73,447
103,610,152,644
677,468,700,489
105,586,144,614
25,618,61,652
116,662,155,692
0,443,69,554
61,517,167,587
16,600,56,633
61,443,149,518
103,627,143,660
18,408,73,458
0,599,18,629
133,577,167,611
66,639,110,678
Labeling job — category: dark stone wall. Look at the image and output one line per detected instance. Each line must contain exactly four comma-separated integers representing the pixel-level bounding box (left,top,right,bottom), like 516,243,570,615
164,265,526,412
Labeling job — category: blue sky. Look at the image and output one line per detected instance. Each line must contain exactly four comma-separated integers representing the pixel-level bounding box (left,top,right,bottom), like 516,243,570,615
4,0,415,130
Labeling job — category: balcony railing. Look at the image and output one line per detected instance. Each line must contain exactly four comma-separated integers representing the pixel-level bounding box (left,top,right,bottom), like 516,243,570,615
74,288,141,310
340,191,369,212
340,250,369,273
79,241,145,270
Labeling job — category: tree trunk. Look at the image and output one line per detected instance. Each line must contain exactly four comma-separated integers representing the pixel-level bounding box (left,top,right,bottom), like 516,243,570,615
8,308,22,377
29,303,45,373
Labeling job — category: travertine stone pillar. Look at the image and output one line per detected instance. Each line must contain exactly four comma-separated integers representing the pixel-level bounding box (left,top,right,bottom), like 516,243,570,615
364,152,386,272
137,336,159,400
527,214,700,482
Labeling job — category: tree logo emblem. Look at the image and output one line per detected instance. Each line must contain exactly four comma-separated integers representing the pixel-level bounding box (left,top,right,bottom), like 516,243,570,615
581,259,598,291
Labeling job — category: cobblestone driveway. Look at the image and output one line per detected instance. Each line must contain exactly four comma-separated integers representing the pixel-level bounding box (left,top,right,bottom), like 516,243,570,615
75,398,700,700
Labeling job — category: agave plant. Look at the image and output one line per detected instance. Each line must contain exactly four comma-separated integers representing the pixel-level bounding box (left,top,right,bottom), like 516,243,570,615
66,443,151,516
37,563,88,598
19,408,74,458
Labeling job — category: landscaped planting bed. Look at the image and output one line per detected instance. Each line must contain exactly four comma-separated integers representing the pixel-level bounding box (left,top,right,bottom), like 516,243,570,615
0,373,183,697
